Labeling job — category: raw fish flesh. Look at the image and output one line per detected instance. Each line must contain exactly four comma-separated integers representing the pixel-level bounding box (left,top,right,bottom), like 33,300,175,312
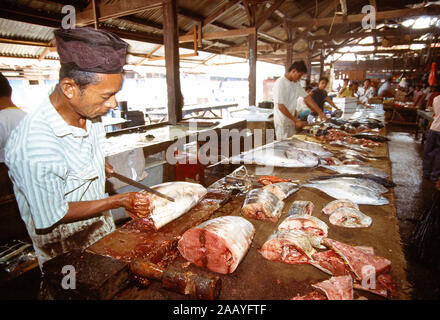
241,189,284,222
178,216,255,274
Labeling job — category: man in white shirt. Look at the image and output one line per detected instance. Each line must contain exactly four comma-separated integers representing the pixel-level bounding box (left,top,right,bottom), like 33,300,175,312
273,61,326,140
0,72,26,164
357,79,376,104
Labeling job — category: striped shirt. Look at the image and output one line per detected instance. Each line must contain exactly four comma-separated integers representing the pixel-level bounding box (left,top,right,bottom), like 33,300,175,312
5,97,115,267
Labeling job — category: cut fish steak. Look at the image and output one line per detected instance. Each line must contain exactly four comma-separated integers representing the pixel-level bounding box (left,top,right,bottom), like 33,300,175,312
279,214,328,237
263,182,299,200
322,238,391,281
137,182,207,230
303,181,389,205
260,230,316,264
312,275,354,300
329,207,372,228
241,189,284,222
178,216,255,274
310,250,352,276
322,199,359,215
278,214,328,249
288,201,314,216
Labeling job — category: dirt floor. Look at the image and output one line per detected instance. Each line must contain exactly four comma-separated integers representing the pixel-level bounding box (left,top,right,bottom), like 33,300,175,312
1,124,439,300
387,124,440,300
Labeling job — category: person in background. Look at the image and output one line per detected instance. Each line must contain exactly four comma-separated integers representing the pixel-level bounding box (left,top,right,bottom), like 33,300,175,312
272,61,326,140
5,27,152,268
338,79,349,92
357,79,375,104
423,94,440,184
309,77,340,115
427,86,440,109
296,85,313,121
398,76,408,92
413,84,425,108
0,72,27,195
378,78,393,97
338,80,355,98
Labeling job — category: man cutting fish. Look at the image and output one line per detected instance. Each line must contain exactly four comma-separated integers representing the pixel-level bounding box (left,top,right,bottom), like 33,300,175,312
273,61,327,140
5,27,150,268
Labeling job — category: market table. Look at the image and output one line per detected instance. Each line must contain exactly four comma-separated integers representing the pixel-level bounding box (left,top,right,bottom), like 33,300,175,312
85,133,410,300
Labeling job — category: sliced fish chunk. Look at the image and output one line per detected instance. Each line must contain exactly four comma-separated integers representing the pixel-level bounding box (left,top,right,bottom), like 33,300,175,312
278,214,328,249
260,230,316,264
138,182,207,230
329,207,372,228
263,182,299,200
178,216,255,274
288,201,314,216
322,199,359,215
241,189,284,222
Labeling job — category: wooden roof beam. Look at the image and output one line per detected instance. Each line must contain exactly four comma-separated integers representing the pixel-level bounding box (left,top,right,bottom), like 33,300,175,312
286,5,440,28
203,0,242,27
76,0,163,26
179,27,256,43
308,27,439,41
255,0,285,29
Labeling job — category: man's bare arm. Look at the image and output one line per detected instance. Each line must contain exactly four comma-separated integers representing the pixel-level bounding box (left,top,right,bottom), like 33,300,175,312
326,97,339,110
304,96,327,120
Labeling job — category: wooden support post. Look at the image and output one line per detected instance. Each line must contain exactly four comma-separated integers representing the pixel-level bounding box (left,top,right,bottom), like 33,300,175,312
306,57,312,83
319,51,324,78
248,30,257,106
285,42,293,72
163,0,182,124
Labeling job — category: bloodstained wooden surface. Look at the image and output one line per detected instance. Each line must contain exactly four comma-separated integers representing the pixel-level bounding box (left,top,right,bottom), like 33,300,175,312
111,134,410,300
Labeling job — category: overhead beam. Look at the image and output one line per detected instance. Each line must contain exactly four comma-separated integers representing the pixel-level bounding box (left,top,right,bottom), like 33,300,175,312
255,0,285,29
317,0,340,18
287,5,440,28
308,27,439,41
203,0,241,27
179,27,256,43
76,0,163,26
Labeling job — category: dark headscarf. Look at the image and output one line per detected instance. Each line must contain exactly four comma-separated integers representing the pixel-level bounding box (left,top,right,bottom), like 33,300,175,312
54,27,128,74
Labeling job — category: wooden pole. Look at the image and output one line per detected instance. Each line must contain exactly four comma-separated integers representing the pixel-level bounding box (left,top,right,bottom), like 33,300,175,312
249,30,257,106
163,0,182,124
319,51,324,78
285,42,293,72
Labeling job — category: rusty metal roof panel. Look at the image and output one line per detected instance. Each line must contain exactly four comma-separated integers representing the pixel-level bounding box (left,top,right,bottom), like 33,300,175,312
0,18,54,42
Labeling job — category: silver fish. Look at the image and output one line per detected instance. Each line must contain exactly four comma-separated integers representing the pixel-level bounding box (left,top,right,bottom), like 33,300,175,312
321,164,389,178
311,177,388,194
276,138,333,158
329,207,372,228
303,181,389,205
329,141,373,153
233,147,319,168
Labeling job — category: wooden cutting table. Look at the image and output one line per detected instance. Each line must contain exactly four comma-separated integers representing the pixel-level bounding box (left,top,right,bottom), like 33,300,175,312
84,133,410,300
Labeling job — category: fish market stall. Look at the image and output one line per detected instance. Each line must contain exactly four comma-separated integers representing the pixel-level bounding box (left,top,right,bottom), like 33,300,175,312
39,111,411,301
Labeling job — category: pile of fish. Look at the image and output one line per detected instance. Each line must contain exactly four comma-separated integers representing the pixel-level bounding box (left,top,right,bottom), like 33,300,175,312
257,199,396,299
178,216,255,274
323,129,381,148
322,199,372,228
134,182,208,230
